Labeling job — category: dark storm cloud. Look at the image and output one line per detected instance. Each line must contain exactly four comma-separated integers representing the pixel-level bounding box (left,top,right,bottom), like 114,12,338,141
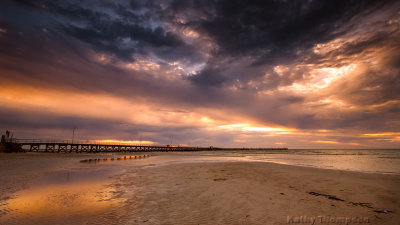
182,0,394,86
4,0,395,85
188,66,227,87
60,14,183,61
3,0,199,62
205,0,388,56
0,107,105,131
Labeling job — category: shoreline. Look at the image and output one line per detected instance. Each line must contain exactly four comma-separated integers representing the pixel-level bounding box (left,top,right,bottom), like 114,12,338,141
2,149,400,175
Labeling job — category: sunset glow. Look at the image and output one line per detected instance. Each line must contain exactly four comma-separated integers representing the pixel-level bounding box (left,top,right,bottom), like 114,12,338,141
95,140,155,145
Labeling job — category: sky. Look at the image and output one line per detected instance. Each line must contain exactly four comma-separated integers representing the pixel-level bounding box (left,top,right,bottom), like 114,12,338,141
0,0,399,148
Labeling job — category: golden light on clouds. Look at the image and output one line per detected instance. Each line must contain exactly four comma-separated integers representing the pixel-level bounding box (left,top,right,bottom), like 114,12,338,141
95,139,155,145
242,126,290,132
312,140,339,144
273,65,289,76
0,83,225,128
313,64,357,89
124,59,161,71
363,133,400,142
363,132,400,137
312,38,350,55
281,64,358,93
182,28,200,39
96,54,112,64
1,79,396,148
312,140,361,146
217,124,295,134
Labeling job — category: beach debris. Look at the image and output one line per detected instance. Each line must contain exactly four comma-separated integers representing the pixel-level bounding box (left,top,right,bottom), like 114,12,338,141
348,202,373,208
308,191,393,214
213,178,227,181
373,209,393,214
280,192,285,195
308,192,344,201
80,154,150,163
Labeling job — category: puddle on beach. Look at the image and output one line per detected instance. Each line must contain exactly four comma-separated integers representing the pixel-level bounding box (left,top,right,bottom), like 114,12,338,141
0,165,126,225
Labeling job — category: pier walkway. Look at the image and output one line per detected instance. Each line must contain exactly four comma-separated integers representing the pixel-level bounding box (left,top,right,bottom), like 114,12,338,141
3,138,288,153
13,139,201,153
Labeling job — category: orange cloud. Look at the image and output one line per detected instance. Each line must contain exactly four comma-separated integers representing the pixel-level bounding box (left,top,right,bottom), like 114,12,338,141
217,123,295,133
312,140,361,146
0,83,228,128
363,132,400,136
95,139,155,145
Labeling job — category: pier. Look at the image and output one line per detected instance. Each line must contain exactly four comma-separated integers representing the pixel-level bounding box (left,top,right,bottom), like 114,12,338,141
1,132,288,153
12,139,204,153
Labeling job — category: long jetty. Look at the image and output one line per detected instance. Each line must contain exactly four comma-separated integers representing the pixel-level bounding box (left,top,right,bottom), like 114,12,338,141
3,138,288,153
13,139,201,153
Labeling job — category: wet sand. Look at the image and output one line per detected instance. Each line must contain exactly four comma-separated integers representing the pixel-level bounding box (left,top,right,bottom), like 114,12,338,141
0,153,87,198
0,153,130,225
115,161,400,225
0,153,399,225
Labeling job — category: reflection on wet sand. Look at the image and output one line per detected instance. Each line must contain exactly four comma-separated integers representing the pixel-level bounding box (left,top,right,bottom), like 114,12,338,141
0,167,125,225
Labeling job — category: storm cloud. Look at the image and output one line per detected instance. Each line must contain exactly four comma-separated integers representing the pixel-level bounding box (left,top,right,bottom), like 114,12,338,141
0,0,399,148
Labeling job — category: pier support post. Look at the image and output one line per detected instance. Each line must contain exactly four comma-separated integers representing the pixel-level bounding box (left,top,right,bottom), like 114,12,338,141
45,144,55,152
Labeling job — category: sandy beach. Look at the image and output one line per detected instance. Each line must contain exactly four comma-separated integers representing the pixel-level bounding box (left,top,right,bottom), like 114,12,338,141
0,153,399,225
115,161,400,225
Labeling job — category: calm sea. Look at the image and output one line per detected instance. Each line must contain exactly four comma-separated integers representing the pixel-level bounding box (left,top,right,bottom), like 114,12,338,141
193,149,400,175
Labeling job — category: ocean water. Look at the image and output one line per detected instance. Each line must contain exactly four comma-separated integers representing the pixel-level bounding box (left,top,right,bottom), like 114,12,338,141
196,149,400,175
73,149,400,175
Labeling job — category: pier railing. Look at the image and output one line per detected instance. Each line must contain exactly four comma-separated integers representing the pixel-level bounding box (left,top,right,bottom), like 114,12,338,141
5,139,287,153
10,138,202,152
